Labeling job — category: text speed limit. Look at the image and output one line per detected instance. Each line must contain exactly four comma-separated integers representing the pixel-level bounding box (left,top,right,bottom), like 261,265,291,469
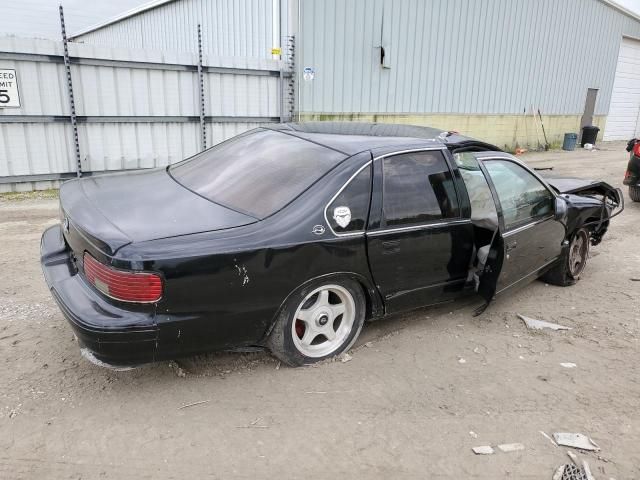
0,69,20,108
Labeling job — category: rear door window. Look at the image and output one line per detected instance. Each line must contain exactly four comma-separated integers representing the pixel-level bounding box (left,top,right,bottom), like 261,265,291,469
170,129,346,219
382,150,459,227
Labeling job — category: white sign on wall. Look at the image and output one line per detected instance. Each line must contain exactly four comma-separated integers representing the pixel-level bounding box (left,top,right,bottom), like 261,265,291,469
0,69,20,107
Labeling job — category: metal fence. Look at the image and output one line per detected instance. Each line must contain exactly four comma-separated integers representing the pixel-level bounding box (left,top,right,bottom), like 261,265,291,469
0,31,294,192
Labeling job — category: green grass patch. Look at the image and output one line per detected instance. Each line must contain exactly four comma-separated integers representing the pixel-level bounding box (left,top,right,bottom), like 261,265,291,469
0,189,59,201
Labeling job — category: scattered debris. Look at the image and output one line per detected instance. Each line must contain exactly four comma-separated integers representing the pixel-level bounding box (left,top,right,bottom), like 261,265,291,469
458,357,467,364
364,342,373,348
472,445,494,455
275,361,281,370
553,433,600,451
178,400,210,410
540,430,558,447
552,465,565,480
472,442,524,455
582,460,595,480
168,360,187,378
469,431,478,438
340,352,353,363
497,442,524,453
236,417,268,429
560,363,577,369
566,450,580,465
518,314,571,331
553,463,589,480
81,348,134,371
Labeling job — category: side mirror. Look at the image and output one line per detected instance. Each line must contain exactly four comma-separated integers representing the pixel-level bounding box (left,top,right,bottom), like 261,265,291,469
554,196,568,221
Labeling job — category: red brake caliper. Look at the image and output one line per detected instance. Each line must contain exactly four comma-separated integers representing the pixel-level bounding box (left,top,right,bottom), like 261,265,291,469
295,320,305,339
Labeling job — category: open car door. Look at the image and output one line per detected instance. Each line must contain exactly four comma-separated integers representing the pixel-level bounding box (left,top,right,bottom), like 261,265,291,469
470,152,566,313
475,231,504,311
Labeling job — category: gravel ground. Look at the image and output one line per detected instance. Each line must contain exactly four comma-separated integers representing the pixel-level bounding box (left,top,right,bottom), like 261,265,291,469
0,142,638,479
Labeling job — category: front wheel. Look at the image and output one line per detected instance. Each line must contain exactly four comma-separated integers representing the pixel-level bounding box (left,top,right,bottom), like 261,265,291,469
629,185,640,202
267,278,366,366
542,228,590,287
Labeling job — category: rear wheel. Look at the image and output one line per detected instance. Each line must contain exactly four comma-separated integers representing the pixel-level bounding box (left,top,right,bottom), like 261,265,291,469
267,278,366,366
629,185,640,202
542,228,590,287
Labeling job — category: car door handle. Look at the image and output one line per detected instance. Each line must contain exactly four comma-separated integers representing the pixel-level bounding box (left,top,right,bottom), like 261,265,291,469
381,240,401,254
506,240,517,251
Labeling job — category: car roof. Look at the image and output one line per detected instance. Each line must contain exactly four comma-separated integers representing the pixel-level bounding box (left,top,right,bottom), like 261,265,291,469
264,122,496,156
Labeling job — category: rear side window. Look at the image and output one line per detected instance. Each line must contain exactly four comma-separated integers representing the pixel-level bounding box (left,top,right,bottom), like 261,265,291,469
483,160,554,230
170,129,346,219
382,151,459,227
327,164,371,233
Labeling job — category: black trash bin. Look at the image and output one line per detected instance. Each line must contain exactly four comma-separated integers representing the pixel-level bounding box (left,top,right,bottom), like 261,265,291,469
581,125,600,147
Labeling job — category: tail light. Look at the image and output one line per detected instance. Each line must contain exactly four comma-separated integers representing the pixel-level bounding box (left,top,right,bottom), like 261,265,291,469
633,142,640,157
83,253,162,303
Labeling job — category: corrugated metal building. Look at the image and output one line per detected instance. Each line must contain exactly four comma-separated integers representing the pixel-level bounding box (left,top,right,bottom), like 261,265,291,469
70,0,640,149
70,0,640,148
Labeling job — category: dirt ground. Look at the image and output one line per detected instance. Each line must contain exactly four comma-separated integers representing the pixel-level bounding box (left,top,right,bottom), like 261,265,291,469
1,142,638,479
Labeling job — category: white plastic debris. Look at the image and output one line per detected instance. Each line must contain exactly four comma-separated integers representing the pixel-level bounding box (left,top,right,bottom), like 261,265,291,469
582,460,596,480
497,443,525,453
458,357,467,364
560,362,577,368
552,465,565,480
340,353,353,363
540,430,558,446
81,348,135,371
518,314,572,331
553,433,601,451
472,446,494,455
469,431,478,438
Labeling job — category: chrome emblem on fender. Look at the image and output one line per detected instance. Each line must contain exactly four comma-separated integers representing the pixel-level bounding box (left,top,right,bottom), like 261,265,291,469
333,206,351,228
312,225,325,235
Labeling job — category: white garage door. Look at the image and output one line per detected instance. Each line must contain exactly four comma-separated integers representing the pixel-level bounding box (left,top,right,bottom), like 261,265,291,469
604,37,640,141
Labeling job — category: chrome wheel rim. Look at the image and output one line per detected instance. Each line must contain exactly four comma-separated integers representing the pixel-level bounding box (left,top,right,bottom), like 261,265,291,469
291,284,356,358
568,230,589,278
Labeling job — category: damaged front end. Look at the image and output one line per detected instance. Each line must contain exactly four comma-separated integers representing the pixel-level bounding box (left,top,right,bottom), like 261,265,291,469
546,178,624,245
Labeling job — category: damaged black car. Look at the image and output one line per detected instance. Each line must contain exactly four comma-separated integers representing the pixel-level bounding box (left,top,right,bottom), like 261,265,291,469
40,122,623,367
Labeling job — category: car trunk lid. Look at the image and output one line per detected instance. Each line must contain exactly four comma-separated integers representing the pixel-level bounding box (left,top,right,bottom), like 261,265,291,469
60,168,257,256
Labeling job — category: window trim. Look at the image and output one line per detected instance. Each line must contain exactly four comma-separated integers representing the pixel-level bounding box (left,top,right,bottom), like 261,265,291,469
367,218,472,237
375,148,463,230
479,157,557,233
323,161,372,237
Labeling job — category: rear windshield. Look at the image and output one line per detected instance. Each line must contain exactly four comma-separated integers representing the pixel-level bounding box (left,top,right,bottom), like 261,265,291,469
170,129,346,219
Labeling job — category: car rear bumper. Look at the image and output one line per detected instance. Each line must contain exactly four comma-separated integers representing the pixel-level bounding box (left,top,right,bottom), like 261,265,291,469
40,225,158,366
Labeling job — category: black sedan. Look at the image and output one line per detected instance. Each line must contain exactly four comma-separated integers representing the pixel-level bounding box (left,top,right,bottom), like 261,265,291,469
41,122,622,367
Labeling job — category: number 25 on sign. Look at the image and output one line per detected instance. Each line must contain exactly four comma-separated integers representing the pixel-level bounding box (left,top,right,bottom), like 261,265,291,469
0,69,21,108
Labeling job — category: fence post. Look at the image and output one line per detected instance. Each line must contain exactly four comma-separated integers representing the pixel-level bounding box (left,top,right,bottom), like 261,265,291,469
59,5,82,177
197,24,207,151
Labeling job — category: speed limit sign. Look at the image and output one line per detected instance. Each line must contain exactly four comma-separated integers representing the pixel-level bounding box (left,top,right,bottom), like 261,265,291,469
0,69,20,108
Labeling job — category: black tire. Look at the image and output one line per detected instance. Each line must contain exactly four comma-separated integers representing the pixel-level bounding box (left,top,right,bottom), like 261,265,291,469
267,277,366,367
630,185,640,202
541,228,590,287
